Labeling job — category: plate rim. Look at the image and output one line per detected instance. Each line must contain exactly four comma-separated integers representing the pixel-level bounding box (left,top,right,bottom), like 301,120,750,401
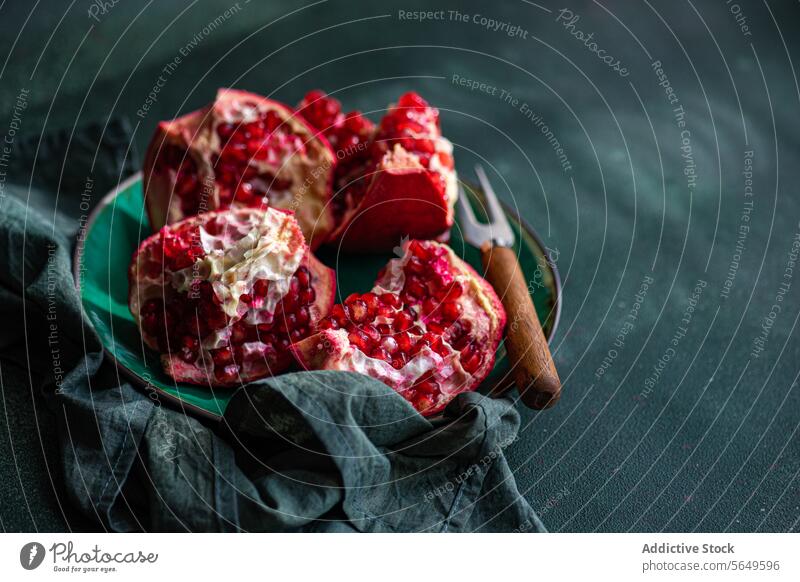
73,172,562,422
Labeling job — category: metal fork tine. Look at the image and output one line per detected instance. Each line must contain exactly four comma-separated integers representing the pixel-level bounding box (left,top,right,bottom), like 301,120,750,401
474,164,506,224
457,184,480,225
472,164,515,247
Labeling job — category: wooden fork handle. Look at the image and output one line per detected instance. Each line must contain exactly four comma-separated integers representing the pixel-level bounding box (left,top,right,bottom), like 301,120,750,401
481,243,561,409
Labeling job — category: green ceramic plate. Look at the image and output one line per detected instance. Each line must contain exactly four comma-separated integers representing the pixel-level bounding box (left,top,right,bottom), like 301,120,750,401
75,173,561,420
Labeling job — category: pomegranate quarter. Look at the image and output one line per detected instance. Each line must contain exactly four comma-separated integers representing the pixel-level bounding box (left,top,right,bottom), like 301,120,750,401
143,88,336,249
129,207,335,387
291,240,507,415
296,91,458,252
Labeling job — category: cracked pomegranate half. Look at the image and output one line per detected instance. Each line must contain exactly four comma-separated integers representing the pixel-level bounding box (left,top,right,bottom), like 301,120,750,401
291,240,506,415
129,207,335,387
143,88,336,249
296,91,458,252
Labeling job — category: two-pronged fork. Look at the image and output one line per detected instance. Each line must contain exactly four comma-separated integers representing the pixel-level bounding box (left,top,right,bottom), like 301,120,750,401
457,165,561,409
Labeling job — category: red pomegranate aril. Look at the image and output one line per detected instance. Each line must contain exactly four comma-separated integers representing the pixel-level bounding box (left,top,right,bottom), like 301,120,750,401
426,322,446,335
331,304,347,324
296,266,311,288
441,301,462,322
407,257,425,275
363,325,381,344
404,279,426,299
371,347,391,362
253,279,270,297
348,299,371,323
348,330,372,352
381,336,398,353
362,292,380,312
393,310,414,332
409,240,429,259
300,287,316,305
415,379,440,395
216,364,240,384
413,395,434,412
211,346,234,366
380,293,401,307
377,305,394,318
296,306,310,325
395,332,413,354
318,318,338,330
462,352,482,374
422,298,438,316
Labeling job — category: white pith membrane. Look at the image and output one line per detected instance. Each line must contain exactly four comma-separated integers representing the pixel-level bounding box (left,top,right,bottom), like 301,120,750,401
132,208,306,380
154,90,333,245
306,241,500,410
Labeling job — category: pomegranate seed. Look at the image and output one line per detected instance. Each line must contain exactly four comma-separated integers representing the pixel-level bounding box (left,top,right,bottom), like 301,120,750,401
211,347,233,366
253,279,270,296
422,298,438,316
296,307,310,325
300,287,316,305
363,325,380,343
377,323,392,335
415,379,440,395
331,304,347,325
427,322,445,335
408,240,430,260
348,299,371,323
396,332,413,353
370,348,391,362
380,293,401,307
345,293,360,305
319,318,338,330
450,334,470,351
381,336,398,353
215,364,240,383
348,330,372,353
230,323,248,345
441,301,462,322
406,257,425,274
296,266,311,287
404,279,426,299
361,292,379,307
393,310,414,332
377,305,395,318
413,395,434,412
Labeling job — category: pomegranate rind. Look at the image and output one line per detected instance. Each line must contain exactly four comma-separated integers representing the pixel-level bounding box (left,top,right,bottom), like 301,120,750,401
328,147,456,251
296,90,458,252
291,240,506,415
129,207,335,387
143,88,336,250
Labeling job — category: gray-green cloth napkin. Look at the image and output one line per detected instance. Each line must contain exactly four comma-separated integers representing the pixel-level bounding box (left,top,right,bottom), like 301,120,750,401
0,121,543,532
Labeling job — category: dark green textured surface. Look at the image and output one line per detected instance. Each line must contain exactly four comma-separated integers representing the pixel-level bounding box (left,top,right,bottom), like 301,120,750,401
1,0,798,532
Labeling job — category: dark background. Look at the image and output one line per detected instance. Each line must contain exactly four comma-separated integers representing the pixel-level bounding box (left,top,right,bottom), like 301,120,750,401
1,0,798,532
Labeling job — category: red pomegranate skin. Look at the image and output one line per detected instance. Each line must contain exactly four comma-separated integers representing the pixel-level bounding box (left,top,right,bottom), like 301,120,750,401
296,91,458,252
143,88,336,250
291,240,506,415
129,207,335,387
